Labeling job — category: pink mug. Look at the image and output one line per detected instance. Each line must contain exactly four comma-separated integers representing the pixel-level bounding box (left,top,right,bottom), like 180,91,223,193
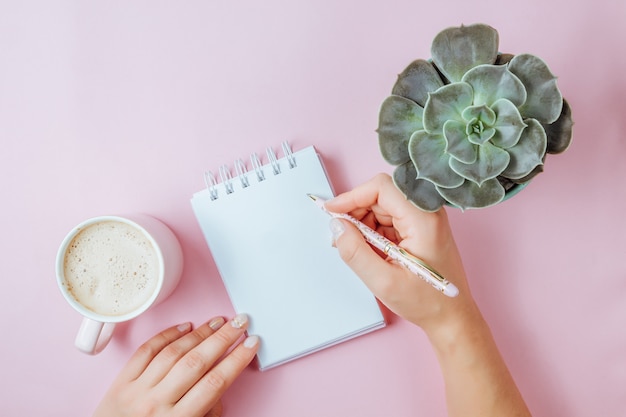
56,214,183,354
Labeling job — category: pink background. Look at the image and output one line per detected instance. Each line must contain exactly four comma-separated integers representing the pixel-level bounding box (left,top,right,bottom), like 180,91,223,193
1,1,625,416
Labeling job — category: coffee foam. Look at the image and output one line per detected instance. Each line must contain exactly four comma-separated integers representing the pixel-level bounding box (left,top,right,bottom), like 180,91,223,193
63,220,160,316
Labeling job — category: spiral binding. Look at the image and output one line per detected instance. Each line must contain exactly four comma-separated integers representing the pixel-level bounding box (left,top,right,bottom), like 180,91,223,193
267,147,280,175
234,158,250,188
203,171,219,200
251,152,265,182
203,141,297,200
283,141,296,169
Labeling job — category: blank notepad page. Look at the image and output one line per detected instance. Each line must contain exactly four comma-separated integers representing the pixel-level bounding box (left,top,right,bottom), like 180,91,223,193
191,144,385,370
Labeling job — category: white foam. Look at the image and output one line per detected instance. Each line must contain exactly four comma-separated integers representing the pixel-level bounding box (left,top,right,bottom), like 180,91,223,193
63,220,159,316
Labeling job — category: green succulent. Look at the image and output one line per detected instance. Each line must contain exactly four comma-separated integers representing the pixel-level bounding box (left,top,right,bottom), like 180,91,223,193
378,24,573,211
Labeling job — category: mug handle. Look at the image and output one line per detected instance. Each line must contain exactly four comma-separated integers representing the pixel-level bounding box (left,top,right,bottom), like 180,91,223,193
75,318,116,355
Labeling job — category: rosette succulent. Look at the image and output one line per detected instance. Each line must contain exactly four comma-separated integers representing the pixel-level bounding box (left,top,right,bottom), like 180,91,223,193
378,23,573,211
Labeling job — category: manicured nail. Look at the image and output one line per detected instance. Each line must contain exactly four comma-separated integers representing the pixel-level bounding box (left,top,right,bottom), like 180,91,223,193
329,218,345,241
231,313,248,329
243,335,260,348
208,317,225,331
177,322,191,332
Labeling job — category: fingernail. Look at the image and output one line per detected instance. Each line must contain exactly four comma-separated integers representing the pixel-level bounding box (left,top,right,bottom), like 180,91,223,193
231,313,248,329
208,317,225,331
329,218,345,241
243,335,260,348
177,322,191,332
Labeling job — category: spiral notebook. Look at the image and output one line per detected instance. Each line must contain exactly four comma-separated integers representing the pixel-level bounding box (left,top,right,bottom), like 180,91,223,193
190,143,385,370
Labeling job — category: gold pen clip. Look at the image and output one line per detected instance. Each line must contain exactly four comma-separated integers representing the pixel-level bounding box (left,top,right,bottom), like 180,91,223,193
396,248,448,284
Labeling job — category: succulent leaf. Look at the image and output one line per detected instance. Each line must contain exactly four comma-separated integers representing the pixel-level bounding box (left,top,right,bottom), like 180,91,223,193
495,53,515,65
502,119,547,179
431,24,499,83
408,131,464,188
467,126,496,145
462,105,497,145
437,178,505,210
462,64,527,107
443,120,477,163
490,99,527,148
509,54,563,123
449,142,510,185
378,95,424,165
462,105,496,125
392,60,445,107
393,162,446,212
510,163,543,184
544,99,574,154
423,82,473,132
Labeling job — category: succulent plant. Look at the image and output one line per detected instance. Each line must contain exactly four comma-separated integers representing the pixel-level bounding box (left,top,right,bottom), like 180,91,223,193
378,23,573,211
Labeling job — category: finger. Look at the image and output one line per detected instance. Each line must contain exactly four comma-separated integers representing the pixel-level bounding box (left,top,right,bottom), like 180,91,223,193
156,314,251,403
204,399,223,417
378,225,400,242
328,173,436,226
328,173,445,246
361,210,394,231
326,173,397,216
177,335,260,416
139,317,226,386
117,322,193,382
330,218,404,295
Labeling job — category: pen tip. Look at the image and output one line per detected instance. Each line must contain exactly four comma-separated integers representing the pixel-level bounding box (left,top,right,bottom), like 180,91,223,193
307,194,317,201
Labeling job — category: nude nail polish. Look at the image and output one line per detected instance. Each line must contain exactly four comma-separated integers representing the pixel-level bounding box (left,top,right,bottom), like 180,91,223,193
208,317,225,330
231,313,248,329
177,322,191,332
243,335,259,348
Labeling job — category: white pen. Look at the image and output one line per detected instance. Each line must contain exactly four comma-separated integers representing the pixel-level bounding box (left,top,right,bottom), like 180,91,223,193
308,194,459,298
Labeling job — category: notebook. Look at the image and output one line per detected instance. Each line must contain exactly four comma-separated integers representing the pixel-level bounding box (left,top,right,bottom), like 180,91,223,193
190,142,385,371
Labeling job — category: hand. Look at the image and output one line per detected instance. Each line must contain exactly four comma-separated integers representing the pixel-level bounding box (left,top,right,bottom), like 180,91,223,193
93,314,259,417
325,173,478,335
327,173,531,417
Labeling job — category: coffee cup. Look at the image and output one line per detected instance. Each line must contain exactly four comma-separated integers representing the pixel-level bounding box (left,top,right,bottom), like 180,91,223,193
56,214,183,354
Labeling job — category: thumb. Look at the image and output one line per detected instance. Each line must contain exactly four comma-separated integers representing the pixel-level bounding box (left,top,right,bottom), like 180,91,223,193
329,218,395,293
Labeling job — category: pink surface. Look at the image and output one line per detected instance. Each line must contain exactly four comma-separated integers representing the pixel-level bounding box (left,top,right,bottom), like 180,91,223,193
1,1,625,416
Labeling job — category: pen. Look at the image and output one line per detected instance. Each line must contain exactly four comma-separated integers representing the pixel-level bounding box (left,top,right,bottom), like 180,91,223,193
308,194,459,298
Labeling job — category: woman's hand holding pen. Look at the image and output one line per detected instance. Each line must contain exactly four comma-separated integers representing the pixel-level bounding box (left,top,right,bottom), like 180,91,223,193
326,173,531,417
324,173,478,333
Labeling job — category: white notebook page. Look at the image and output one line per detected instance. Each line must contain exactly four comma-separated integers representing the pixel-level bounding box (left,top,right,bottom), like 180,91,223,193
191,145,385,370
